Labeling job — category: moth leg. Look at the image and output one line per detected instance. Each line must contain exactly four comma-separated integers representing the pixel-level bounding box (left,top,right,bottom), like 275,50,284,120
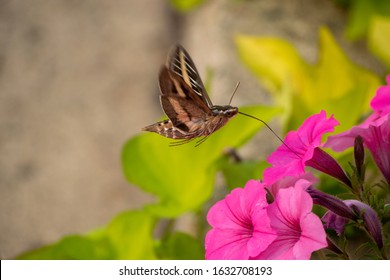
194,122,221,147
169,138,196,146
194,135,210,147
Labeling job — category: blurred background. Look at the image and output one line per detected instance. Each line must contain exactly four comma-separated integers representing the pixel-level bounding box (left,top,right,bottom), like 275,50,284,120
0,0,385,259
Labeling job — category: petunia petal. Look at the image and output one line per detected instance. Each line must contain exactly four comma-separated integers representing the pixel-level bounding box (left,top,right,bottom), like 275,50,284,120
264,111,339,185
205,228,252,259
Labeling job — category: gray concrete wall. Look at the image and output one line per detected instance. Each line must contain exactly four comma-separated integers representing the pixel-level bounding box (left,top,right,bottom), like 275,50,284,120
0,0,383,259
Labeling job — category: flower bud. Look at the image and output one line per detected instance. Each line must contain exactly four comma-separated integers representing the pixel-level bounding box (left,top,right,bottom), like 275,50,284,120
307,187,356,220
354,136,365,179
322,210,348,235
346,200,383,249
306,147,352,188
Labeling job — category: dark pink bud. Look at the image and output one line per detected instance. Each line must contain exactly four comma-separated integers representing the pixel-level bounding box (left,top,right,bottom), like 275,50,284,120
347,200,383,249
354,136,365,179
307,187,356,220
306,147,352,188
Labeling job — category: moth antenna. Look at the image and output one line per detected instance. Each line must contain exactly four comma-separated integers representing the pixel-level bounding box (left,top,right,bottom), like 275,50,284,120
228,81,240,105
238,111,302,159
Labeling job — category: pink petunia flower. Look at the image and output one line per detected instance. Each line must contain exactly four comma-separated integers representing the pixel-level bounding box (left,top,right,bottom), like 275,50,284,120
205,180,276,260
256,179,328,259
326,75,390,185
205,179,327,260
263,111,350,187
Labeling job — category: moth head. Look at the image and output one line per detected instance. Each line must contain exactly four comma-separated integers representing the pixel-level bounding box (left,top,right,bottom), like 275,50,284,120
212,105,238,119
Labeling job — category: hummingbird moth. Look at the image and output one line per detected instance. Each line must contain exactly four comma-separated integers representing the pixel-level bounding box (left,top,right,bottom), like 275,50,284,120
142,44,239,145
142,44,291,149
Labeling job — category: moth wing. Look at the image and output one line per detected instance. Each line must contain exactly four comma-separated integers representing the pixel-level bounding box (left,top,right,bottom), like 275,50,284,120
159,66,211,133
167,44,213,108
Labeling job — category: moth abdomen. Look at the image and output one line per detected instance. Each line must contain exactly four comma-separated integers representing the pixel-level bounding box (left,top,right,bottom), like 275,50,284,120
142,119,190,139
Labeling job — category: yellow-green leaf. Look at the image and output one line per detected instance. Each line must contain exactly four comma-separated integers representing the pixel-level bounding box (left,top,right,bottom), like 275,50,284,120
236,28,380,133
369,15,390,68
17,210,156,260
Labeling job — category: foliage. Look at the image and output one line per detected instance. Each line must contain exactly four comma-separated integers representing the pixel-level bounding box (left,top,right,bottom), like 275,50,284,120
368,16,390,69
235,27,380,133
18,211,156,260
343,0,390,41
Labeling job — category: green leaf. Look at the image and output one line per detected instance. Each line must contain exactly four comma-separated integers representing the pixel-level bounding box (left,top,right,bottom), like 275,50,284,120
106,210,156,259
307,28,379,131
235,34,308,96
345,0,376,40
18,210,156,260
155,232,204,260
368,15,390,68
122,105,281,217
345,0,390,40
236,28,380,133
220,159,269,191
17,234,113,260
